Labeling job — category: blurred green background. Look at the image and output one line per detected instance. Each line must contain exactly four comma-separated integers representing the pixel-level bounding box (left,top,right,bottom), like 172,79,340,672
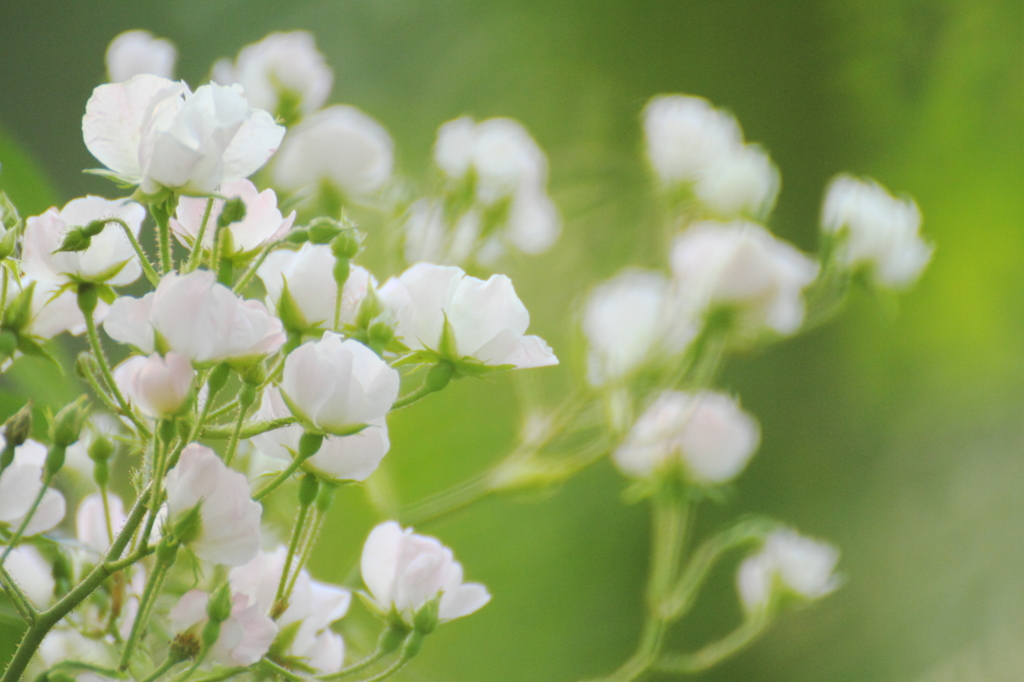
1,0,1023,680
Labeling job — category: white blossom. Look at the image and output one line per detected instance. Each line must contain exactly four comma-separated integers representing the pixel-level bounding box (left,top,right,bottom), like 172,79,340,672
252,387,389,481
113,352,194,418
105,30,177,83
163,443,262,565
230,547,351,674
378,263,558,369
402,199,447,264
83,75,284,196
360,521,490,626
693,143,780,219
23,196,145,286
2,545,54,608
75,492,126,555
21,278,109,340
736,529,840,612
613,391,760,484
505,186,561,255
821,174,932,288
213,31,332,119
169,589,277,666
0,438,66,536
583,269,695,386
643,95,742,185
669,220,819,337
271,105,393,197
170,179,295,253
280,333,399,436
104,270,285,365
257,244,373,332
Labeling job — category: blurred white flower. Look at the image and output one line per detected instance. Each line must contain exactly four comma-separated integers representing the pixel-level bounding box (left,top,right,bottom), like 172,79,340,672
360,521,490,626
257,244,373,332
230,546,351,674
643,95,742,185
83,75,284,195
693,143,780,219
378,263,558,370
163,443,262,565
736,529,840,613
506,186,561,255
170,179,295,254
251,386,390,482
213,31,332,120
271,105,393,198
75,492,126,555
821,174,932,289
105,30,177,83
0,438,66,536
280,333,399,436
2,544,54,607
402,199,447,265
23,196,145,286
104,270,285,365
113,352,194,418
613,390,760,484
669,220,819,337
583,269,696,386
169,589,277,666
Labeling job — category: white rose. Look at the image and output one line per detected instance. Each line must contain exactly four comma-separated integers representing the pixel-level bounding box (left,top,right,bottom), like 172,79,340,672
75,492,126,555
170,179,295,254
169,589,278,666
83,75,284,195
112,352,194,418
613,391,760,484
22,278,109,340
0,438,66,536
643,95,743,185
105,30,177,83
736,529,840,612
693,143,780,219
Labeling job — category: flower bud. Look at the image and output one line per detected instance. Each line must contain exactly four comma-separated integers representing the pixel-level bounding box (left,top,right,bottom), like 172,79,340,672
298,432,324,460
316,480,337,515
50,398,88,448
239,383,258,411
239,363,265,386
378,625,408,654
0,191,20,231
425,362,455,393
284,228,309,244
217,197,247,229
0,227,19,260
44,444,66,479
206,363,232,399
87,432,114,463
330,230,361,259
207,584,234,623
4,281,36,332
4,403,34,452
308,218,342,244
298,472,319,508
201,619,221,650
53,227,92,254
156,536,181,566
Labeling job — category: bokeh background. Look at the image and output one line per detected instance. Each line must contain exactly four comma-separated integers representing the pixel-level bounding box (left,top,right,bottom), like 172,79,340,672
1,1,1023,680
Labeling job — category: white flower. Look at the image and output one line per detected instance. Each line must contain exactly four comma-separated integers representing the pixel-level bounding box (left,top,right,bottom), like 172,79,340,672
106,30,177,82
583,269,696,386
257,244,374,332
75,492,126,555
736,529,840,612
169,589,278,667
360,521,490,626
163,443,262,565
643,95,742,185
104,270,285,365
669,220,819,337
821,174,932,289
113,352,194,418
83,75,285,195
230,547,351,674
505,186,561,255
0,438,66,536
22,278,109,340
613,391,760,484
3,545,54,608
170,179,295,254
23,196,145,286
271,105,393,197
213,31,333,119
434,117,548,204
280,333,399,436
402,200,447,265
378,263,558,369
251,386,389,482
693,143,780,219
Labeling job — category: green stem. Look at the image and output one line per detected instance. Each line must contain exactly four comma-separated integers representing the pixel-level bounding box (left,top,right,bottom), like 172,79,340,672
233,239,282,294
223,401,250,468
109,217,161,286
253,452,312,502
101,485,116,548
207,397,240,422
171,648,208,682
0,268,9,318
399,471,492,526
155,205,173,275
202,416,297,441
119,549,173,670
1,488,151,682
275,502,311,608
82,309,151,438
390,382,441,411
0,472,53,567
0,564,37,622
259,658,307,682
184,198,215,274
139,657,180,682
193,667,251,682
79,352,126,418
353,648,414,682
652,608,771,674
285,508,323,599
317,649,387,680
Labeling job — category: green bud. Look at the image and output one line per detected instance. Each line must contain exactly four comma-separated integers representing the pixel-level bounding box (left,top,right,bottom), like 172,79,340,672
403,630,426,658
298,431,324,460
158,418,177,445
0,330,18,361
276,280,308,335
44,444,66,479
53,227,92,253
0,227,19,260
378,625,409,654
156,537,180,566
93,459,110,489
284,228,309,244
217,197,247,228
4,402,33,450
169,632,201,662
201,619,221,650
4,281,36,332
425,362,455,394
81,219,108,238
330,229,361,259
207,584,233,623
239,363,265,386
76,283,99,318
332,257,350,288
173,504,203,546
307,218,342,244
413,599,440,635
298,473,319,508
316,480,337,515
0,191,21,230
50,398,88,448
367,320,395,350
355,288,384,329
206,363,231,398
239,383,258,411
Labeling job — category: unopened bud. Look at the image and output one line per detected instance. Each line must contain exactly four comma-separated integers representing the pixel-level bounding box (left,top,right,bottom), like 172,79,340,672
44,444,66,479
50,398,88,448
403,629,426,658
239,363,265,386
330,230,361,259
298,473,319,508
81,219,108,238
3,281,36,332
54,227,92,253
298,431,324,460
425,362,455,394
4,402,33,449
0,227,18,260
217,197,247,228
206,363,231,398
172,504,203,546
156,536,180,566
307,218,341,244
201,619,221,650
207,584,233,623
284,228,309,244
0,192,20,231
378,625,408,654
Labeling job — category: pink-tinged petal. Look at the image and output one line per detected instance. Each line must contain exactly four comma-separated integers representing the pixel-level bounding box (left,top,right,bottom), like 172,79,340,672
169,589,210,632
226,603,277,665
305,630,344,674
104,293,156,352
